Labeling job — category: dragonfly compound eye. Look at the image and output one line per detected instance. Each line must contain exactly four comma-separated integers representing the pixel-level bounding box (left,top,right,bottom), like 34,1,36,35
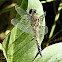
33,10,36,13
29,9,33,14
29,9,36,14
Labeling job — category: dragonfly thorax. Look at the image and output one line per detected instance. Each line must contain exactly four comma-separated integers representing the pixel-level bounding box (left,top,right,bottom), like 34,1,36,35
29,9,39,22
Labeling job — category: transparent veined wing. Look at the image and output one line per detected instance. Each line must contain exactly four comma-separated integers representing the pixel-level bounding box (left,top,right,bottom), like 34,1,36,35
11,18,34,34
11,18,48,37
39,11,48,37
11,6,48,37
39,26,48,37
15,5,31,20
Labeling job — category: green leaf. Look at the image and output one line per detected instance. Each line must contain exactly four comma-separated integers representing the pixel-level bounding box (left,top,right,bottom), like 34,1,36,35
0,33,11,60
34,43,62,62
2,27,38,62
20,0,28,10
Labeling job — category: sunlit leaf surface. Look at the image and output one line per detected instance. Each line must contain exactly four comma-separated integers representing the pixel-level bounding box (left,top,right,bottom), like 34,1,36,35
34,43,62,62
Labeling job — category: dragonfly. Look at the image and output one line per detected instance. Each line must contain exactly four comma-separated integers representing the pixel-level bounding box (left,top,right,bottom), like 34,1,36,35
11,5,48,57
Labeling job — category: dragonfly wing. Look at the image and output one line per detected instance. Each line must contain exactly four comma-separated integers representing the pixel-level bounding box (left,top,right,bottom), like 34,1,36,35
39,12,46,20
15,5,31,20
39,26,48,37
11,18,20,25
39,12,48,37
15,5,26,16
11,18,34,34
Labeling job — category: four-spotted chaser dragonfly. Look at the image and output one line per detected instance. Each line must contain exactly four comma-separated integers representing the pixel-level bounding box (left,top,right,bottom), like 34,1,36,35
11,5,48,57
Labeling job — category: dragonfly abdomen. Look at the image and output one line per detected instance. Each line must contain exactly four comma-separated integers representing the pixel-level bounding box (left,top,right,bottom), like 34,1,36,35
34,26,42,57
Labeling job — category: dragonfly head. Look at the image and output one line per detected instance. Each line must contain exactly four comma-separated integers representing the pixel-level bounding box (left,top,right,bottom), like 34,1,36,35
29,9,36,15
